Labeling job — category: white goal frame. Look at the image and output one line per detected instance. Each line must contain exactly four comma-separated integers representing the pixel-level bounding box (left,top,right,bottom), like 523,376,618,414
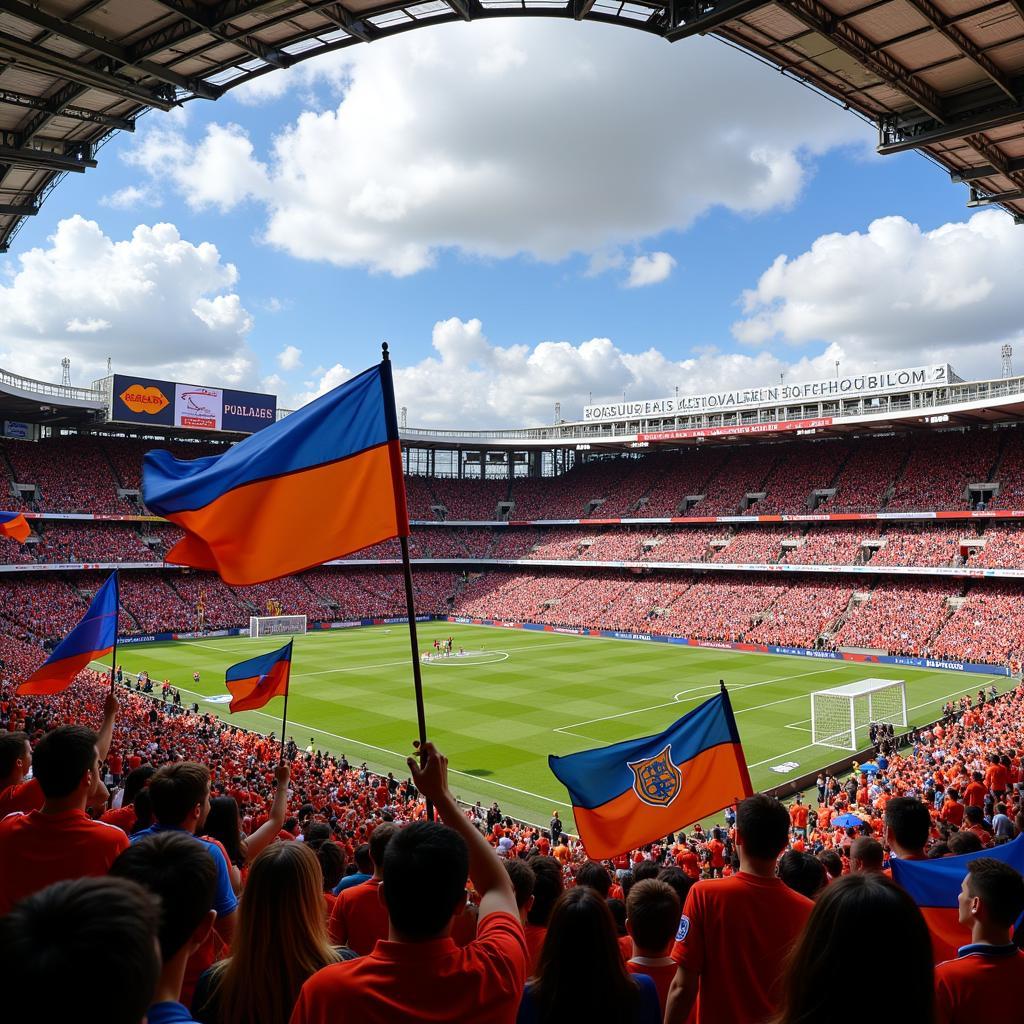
811,677,907,751
249,614,307,639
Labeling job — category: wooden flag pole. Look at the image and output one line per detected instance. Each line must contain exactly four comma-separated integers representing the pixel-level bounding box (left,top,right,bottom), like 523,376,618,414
110,572,120,694
279,640,293,766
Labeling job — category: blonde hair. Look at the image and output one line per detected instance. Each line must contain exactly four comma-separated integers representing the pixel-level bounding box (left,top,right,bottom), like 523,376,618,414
205,841,338,1024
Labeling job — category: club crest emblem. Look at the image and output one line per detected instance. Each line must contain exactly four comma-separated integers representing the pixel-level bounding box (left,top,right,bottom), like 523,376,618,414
628,744,682,807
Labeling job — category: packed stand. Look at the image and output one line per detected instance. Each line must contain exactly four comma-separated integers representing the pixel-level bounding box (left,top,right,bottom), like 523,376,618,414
712,527,792,564
661,578,786,641
639,448,730,516
870,525,965,568
783,525,870,565
830,580,957,655
118,574,195,634
821,435,908,513
746,583,852,647
971,523,1024,568
990,427,1024,508
167,576,246,631
886,430,1000,512
431,478,509,520
691,448,778,516
931,582,1024,667
754,440,846,515
33,523,158,564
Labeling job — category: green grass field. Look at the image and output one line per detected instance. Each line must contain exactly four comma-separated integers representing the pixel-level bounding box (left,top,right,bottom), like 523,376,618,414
102,624,1012,826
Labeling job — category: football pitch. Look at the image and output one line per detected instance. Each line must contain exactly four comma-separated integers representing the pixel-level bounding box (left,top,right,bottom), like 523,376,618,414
103,624,1012,827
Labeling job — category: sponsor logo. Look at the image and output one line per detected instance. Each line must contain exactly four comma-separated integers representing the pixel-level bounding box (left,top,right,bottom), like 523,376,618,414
628,744,682,808
205,694,234,704
770,762,800,774
676,916,690,942
223,404,274,419
120,384,169,415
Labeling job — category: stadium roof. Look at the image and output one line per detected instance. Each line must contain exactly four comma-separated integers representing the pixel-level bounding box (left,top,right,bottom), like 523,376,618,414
1,0,1023,253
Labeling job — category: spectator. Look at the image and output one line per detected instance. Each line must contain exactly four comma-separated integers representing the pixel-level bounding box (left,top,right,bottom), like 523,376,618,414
777,850,827,899
524,855,564,973
0,876,161,1022
885,796,931,861
665,794,813,1024
775,874,934,1024
520,886,660,1024
625,879,681,1015
110,832,218,1023
850,836,884,873
935,858,1024,1024
195,842,345,1024
332,843,372,895
328,822,397,954
0,729,40,816
504,857,536,927
290,741,526,1023
575,859,612,899
0,723,129,913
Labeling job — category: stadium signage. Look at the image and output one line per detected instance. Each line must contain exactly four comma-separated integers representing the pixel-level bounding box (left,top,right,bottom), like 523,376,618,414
638,417,832,442
583,364,952,422
109,374,277,435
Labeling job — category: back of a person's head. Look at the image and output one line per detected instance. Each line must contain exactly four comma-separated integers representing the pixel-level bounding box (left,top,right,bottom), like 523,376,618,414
632,859,661,883
0,730,28,778
885,797,931,853
353,842,372,874
964,805,984,825
504,857,536,911
121,765,155,805
965,858,1024,928
816,849,842,881
369,821,398,869
626,879,680,953
148,761,209,826
656,866,693,908
31,725,97,799
576,859,611,898
526,855,564,927
381,821,469,940
0,876,160,1021
949,831,984,856
736,793,790,862
109,831,216,960
317,840,345,892
534,886,638,1019
776,874,933,1024
850,836,884,872
202,796,243,864
303,821,331,849
778,850,827,900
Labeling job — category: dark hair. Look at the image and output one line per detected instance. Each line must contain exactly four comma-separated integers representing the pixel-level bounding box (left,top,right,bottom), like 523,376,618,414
369,822,398,869
0,731,29,778
121,765,155,805
949,831,984,856
966,858,1024,928
203,796,245,868
632,860,661,883
381,822,469,940
736,794,790,861
778,851,827,900
775,875,933,1024
850,836,883,871
817,850,843,881
533,887,640,1021
964,805,984,825
304,822,331,849
606,897,627,935
885,797,931,852
526,855,564,927
656,866,693,909
352,843,372,874
110,831,217,959
32,726,98,799
576,860,611,898
626,879,680,952
317,841,345,892
148,762,210,827
0,877,160,1022
504,857,536,910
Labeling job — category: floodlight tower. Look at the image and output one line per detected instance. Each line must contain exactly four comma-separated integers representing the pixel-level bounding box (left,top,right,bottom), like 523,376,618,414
1002,344,1013,378
60,358,71,386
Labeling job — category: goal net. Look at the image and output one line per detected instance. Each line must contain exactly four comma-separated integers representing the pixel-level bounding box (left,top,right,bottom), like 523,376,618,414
811,677,907,751
249,615,307,639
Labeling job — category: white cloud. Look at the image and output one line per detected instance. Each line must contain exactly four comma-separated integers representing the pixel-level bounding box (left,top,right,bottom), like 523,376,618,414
626,251,676,288
732,211,1024,380
0,216,257,387
126,21,867,275
295,362,354,406
277,344,303,370
261,296,291,313
100,185,157,210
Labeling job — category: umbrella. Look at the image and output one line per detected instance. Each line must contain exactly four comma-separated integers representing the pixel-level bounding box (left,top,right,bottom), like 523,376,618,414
832,813,866,829
860,763,880,775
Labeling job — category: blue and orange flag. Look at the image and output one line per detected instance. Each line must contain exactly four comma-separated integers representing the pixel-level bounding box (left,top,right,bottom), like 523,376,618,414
0,511,29,543
891,834,1024,963
225,640,292,713
18,572,119,696
142,360,409,585
549,689,753,860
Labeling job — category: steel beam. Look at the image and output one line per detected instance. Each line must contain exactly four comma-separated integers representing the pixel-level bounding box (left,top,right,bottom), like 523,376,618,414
0,202,37,215
0,144,95,172
0,88,135,131
967,186,1024,206
574,0,598,18
665,0,768,40
951,156,1024,182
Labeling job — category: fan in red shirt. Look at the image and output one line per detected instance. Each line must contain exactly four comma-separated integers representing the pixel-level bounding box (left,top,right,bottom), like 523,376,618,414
0,724,129,914
666,795,813,1024
935,858,1024,1024
328,823,396,954
706,831,726,878
625,879,682,1017
939,791,966,829
523,855,563,973
290,742,527,1024
0,731,42,818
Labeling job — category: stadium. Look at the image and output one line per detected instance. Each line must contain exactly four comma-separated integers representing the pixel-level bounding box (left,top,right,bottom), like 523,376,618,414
2,2,1024,1022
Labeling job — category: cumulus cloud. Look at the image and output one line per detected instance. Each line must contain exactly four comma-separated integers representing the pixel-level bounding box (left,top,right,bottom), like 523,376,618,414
732,211,1024,380
126,21,867,275
0,216,257,387
99,185,157,210
626,251,676,288
277,344,303,370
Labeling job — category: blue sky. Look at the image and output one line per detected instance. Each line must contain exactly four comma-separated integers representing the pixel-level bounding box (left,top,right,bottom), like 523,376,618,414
3,21,1021,426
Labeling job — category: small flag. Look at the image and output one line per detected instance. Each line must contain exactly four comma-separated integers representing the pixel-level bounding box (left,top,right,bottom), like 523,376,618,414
891,833,1024,962
141,361,409,585
18,572,119,695
0,512,29,543
225,640,292,713
549,691,753,860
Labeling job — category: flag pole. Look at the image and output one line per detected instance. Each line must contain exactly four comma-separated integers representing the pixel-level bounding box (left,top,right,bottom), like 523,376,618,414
381,343,433,821
279,639,293,766
110,571,120,694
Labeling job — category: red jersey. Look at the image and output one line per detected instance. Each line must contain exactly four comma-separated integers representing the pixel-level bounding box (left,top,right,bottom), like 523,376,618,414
984,764,1008,793
627,959,679,1016
0,778,44,819
290,911,527,1024
676,850,701,879
707,839,725,869
0,809,129,914
963,782,987,808
940,800,965,828
935,945,1024,1024
672,872,812,1024
100,804,138,834
524,922,546,974
328,878,388,955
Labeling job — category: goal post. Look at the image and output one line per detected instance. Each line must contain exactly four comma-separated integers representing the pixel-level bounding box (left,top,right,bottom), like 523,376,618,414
811,678,907,751
249,615,307,639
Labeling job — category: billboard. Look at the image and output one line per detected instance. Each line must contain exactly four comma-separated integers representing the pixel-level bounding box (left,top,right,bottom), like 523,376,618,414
109,375,276,435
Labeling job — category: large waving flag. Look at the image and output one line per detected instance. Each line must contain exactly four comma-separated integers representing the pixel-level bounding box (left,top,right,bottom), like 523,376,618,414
0,512,29,543
142,360,409,585
891,834,1024,962
18,572,119,695
225,640,292,713
549,689,753,860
